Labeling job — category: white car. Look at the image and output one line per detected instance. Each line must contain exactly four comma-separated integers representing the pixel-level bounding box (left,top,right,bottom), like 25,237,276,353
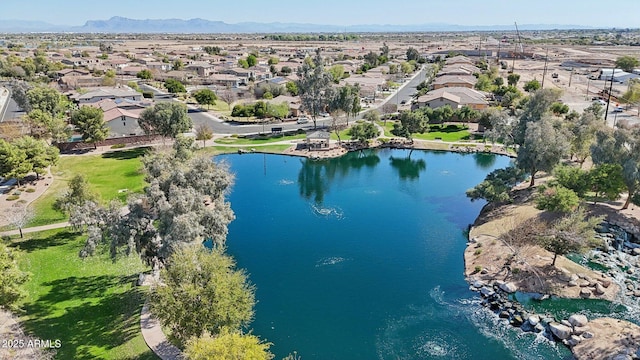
593,99,607,106
296,116,309,124
613,106,624,113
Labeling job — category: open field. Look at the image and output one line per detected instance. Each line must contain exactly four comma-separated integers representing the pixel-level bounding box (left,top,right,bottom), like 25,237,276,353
12,229,155,360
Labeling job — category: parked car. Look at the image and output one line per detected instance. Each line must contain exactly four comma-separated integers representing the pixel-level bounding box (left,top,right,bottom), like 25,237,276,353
613,106,624,113
593,99,607,106
296,116,309,124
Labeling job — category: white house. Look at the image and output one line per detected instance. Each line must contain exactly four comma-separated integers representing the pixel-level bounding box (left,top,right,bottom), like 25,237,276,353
103,108,144,137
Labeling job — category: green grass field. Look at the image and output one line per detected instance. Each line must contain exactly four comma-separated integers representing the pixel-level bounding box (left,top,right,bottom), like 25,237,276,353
214,133,306,145
376,121,471,142
13,229,156,360
28,148,150,227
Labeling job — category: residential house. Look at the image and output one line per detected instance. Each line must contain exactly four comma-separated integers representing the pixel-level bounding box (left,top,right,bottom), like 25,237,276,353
209,74,242,87
438,64,481,77
416,87,489,110
103,108,145,137
73,87,143,104
186,62,215,77
265,95,302,117
59,75,103,90
56,68,90,78
342,75,386,97
445,55,476,66
432,75,477,89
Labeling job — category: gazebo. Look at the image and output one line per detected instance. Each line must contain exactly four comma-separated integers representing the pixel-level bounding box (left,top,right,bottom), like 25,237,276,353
305,131,331,150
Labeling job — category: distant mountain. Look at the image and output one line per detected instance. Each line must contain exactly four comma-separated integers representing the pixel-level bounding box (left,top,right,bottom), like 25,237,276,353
0,19,65,32
0,17,595,34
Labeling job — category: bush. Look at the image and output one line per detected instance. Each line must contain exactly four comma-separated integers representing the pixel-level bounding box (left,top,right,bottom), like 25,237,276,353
474,266,483,273
25,188,36,193
474,249,482,256
6,195,19,201
535,184,580,213
111,143,126,149
12,191,21,196
142,91,154,99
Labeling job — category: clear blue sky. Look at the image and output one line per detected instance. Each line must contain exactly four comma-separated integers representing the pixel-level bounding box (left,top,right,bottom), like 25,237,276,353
3,0,640,28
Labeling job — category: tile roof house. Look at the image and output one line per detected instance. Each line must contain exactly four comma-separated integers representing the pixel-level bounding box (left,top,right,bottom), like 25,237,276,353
73,87,143,104
416,87,489,110
432,75,478,89
438,64,481,77
102,108,145,137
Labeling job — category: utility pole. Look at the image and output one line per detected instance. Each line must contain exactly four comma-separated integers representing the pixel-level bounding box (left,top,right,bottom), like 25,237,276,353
568,68,573,87
605,69,615,121
541,48,549,88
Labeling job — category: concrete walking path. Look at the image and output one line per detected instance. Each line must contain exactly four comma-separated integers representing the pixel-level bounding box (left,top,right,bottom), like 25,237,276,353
0,221,70,237
140,301,183,360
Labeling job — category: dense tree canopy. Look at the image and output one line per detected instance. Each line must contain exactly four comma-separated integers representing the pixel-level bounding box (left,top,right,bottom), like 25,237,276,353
72,147,234,265
185,330,273,360
139,102,192,139
516,118,569,186
615,55,639,73
70,106,109,149
0,242,30,310
150,246,255,346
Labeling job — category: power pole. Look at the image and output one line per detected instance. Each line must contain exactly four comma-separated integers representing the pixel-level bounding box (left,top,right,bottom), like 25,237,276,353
605,69,615,121
541,48,549,88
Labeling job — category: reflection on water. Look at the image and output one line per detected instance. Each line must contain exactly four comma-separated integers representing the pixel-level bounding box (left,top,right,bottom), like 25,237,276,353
473,152,498,170
298,150,380,203
389,155,427,181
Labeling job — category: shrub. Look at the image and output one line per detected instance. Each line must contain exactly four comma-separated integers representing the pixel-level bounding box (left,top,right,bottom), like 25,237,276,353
474,266,483,273
474,249,482,256
25,188,36,193
111,143,126,149
12,191,21,196
6,195,19,201
535,184,580,213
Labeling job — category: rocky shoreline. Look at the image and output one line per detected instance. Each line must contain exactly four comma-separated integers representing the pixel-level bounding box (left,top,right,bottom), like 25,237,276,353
466,204,640,359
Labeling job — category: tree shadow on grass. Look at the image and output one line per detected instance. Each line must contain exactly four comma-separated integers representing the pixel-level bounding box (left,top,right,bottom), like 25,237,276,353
101,147,151,161
20,274,149,359
9,230,81,253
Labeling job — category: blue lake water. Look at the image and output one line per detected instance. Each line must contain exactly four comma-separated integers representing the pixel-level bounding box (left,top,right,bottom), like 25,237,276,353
220,149,572,360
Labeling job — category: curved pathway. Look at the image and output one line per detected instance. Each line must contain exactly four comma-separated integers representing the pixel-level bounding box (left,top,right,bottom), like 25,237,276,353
140,301,183,360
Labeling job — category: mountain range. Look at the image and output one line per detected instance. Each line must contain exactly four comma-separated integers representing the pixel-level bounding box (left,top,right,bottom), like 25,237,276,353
0,16,595,33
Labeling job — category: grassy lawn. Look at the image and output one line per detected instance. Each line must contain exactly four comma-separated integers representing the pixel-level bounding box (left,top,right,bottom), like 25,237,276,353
13,229,156,360
376,121,471,142
214,133,306,145
414,125,471,142
198,144,292,156
28,148,150,227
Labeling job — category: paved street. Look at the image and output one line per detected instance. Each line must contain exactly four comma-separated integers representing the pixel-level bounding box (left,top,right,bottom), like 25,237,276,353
139,66,429,136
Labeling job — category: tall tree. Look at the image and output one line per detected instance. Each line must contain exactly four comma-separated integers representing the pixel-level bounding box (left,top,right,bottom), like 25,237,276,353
515,88,562,145
4,204,34,239
73,149,234,265
54,174,98,214
164,79,186,94
348,122,378,143
70,106,109,149
540,208,603,266
0,139,31,185
591,127,640,209
516,118,569,186
0,241,30,308
26,85,64,117
139,102,192,139
10,81,33,112
296,49,334,129
195,124,213,147
193,88,218,109
12,136,59,179
391,110,428,141
150,246,255,346
566,109,602,166
615,55,639,73
406,47,420,61
507,73,521,86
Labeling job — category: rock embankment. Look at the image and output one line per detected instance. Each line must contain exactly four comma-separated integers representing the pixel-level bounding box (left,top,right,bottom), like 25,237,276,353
469,278,640,360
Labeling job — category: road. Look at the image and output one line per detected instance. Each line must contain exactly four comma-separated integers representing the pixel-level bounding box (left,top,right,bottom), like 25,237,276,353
0,87,25,123
139,67,429,135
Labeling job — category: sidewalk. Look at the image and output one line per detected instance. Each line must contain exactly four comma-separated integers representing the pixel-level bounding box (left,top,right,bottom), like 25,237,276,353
140,301,183,360
0,86,10,121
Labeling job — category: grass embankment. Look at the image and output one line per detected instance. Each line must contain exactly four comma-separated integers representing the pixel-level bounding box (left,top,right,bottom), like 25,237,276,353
29,148,150,227
377,121,471,141
214,133,306,145
12,229,155,360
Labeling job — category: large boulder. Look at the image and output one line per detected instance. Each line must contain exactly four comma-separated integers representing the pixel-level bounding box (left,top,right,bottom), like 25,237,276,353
527,314,540,327
569,314,589,328
580,289,592,298
499,282,518,293
549,322,573,340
